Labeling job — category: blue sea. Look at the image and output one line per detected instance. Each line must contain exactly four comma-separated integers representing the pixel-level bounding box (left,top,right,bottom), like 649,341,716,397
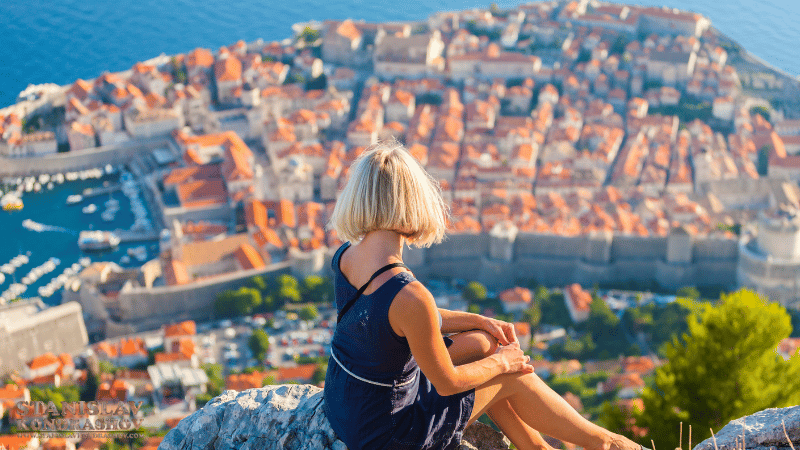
0,173,159,306
1,0,799,306
2,0,800,108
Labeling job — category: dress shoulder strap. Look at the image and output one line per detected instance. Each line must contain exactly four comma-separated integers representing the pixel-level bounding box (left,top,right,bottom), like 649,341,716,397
336,262,408,324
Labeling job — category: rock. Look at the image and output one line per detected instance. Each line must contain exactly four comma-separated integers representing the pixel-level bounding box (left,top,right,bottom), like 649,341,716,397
158,384,510,450
693,406,800,450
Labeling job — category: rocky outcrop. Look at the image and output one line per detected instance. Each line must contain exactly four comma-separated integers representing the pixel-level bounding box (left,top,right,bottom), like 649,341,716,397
158,384,511,450
694,406,800,450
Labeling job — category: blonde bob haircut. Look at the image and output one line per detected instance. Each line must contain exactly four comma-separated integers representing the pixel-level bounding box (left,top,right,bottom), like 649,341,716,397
328,141,450,248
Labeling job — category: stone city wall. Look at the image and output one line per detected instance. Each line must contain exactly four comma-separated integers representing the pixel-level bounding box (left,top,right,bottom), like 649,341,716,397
0,137,169,177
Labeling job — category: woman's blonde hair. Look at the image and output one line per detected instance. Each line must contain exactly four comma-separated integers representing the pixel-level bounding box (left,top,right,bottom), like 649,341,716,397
328,141,449,248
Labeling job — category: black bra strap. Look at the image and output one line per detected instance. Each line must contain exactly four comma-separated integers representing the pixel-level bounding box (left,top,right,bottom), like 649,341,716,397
337,262,408,323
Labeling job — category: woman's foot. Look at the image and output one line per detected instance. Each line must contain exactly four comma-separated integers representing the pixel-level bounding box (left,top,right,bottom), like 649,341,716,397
588,432,643,450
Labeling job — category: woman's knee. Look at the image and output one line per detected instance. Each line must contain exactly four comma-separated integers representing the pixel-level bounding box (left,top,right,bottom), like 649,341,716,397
466,330,499,358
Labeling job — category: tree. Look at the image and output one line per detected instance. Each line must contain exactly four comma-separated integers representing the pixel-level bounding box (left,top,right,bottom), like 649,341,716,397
299,304,319,321
215,287,262,317
272,274,301,305
522,301,542,330
630,289,800,450
758,144,770,176
298,26,320,44
202,363,225,397
540,291,572,328
312,364,327,386
301,275,333,304
750,105,770,122
676,286,701,300
80,368,100,402
462,281,487,303
249,329,271,362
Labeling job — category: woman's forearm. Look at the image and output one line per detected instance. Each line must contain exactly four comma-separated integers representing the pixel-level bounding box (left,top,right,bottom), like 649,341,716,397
439,308,485,334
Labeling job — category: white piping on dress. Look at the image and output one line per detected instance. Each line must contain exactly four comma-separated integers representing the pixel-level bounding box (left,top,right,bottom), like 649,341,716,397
331,349,416,388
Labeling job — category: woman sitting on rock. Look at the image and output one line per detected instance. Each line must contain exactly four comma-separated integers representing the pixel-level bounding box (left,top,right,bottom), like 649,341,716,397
323,142,643,450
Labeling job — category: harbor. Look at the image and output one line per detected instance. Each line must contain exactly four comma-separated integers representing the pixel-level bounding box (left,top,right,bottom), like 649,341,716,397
0,165,161,306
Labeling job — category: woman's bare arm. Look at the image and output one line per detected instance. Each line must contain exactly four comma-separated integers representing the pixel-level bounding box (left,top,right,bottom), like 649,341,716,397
389,282,533,396
438,308,484,334
439,308,518,345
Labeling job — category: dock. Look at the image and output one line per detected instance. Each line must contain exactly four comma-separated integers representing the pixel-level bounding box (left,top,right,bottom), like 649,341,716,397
115,229,160,243
82,183,122,198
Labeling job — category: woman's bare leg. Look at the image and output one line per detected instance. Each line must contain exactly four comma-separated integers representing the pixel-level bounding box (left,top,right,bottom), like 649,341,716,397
468,371,639,450
447,331,554,450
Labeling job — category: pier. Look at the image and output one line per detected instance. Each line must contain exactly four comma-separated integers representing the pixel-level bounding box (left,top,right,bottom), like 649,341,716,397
82,183,122,198
114,229,160,243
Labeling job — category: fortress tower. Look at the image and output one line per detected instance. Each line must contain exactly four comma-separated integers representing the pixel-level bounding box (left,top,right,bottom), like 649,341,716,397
738,208,800,308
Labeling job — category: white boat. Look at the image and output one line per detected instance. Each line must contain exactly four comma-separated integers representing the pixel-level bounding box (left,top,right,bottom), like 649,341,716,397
101,210,116,222
0,273,5,284
120,255,131,264
1,193,23,211
82,204,98,214
78,230,121,251
105,198,120,209
47,182,54,190
66,194,83,205
21,219,45,232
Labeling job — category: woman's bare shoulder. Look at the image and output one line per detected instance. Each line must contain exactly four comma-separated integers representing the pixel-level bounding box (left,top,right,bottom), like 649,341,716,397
389,280,437,337
392,280,436,312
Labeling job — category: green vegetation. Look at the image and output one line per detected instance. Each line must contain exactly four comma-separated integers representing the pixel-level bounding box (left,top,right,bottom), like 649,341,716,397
215,286,262,317
171,56,187,85
623,297,703,357
312,364,327,385
215,273,329,319
462,281,488,303
550,371,615,417
416,92,443,106
465,20,502,40
274,274,302,304
300,275,333,303
305,74,327,90
537,288,572,329
298,304,319,321
29,385,80,408
608,289,800,450
248,329,271,362
298,26,320,45
751,105,771,122
649,98,713,123
202,363,225,397
758,144,770,176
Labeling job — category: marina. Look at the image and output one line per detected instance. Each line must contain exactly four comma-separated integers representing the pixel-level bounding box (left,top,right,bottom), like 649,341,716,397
0,165,160,305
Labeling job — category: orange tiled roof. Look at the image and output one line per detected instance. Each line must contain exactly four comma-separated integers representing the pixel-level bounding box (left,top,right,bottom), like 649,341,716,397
164,320,196,338
28,353,59,370
215,57,242,82
234,243,266,270
499,287,532,304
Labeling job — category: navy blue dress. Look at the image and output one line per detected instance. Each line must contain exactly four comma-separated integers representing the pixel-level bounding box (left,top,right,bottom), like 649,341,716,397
323,242,475,450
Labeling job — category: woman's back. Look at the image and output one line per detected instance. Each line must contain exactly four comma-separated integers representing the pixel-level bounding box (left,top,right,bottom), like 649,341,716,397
324,241,474,450
330,241,418,379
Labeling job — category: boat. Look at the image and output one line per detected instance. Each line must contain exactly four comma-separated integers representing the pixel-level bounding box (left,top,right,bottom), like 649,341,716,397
127,245,148,262
120,255,131,264
78,230,121,251
1,193,23,211
105,198,120,210
66,194,83,205
0,273,5,284
101,210,116,222
47,182,54,190
22,219,45,232
82,204,98,214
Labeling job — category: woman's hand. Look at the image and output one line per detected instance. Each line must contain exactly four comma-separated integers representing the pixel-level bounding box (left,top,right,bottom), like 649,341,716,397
495,342,534,375
479,316,518,346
